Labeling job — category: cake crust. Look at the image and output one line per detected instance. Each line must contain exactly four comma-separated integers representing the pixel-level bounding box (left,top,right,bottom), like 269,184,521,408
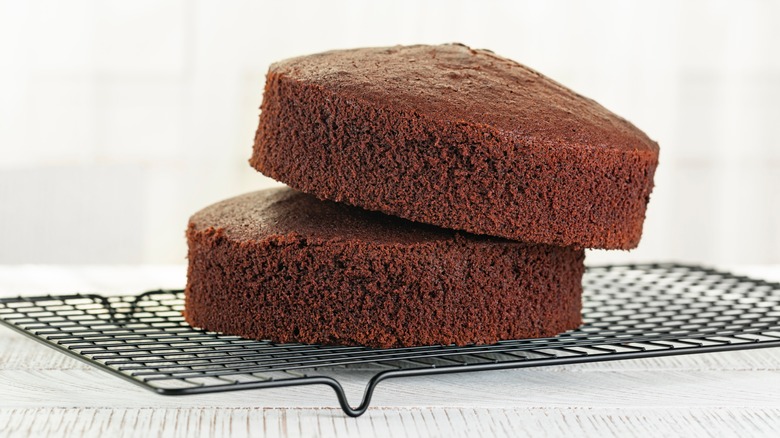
251,43,658,249
185,188,585,348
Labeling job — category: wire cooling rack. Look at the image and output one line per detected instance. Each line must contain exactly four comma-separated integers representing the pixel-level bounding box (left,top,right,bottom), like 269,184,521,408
1,263,779,417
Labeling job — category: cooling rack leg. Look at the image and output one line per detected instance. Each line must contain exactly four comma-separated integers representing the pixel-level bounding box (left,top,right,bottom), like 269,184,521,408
297,371,400,417
304,376,379,417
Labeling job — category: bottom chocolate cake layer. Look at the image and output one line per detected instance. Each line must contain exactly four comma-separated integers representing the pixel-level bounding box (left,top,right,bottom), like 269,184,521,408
184,188,584,348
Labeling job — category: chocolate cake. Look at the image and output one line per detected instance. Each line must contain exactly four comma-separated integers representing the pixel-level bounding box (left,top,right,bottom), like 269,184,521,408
250,43,659,249
185,187,584,348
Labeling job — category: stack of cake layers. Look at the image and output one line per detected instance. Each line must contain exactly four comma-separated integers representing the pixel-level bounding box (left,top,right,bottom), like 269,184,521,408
185,44,659,348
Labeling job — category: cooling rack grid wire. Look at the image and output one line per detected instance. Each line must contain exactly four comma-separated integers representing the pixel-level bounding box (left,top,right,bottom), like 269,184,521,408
1,263,779,417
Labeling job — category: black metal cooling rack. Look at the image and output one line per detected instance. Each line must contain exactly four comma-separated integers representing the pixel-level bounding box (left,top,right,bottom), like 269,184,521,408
1,263,779,417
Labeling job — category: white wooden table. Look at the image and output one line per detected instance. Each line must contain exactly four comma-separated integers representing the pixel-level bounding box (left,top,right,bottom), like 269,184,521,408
1,265,779,438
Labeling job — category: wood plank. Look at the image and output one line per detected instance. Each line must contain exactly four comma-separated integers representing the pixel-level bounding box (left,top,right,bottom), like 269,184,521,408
1,366,779,410
3,407,780,438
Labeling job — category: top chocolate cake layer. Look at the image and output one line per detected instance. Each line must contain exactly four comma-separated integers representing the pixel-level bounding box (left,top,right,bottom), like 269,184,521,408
251,44,659,249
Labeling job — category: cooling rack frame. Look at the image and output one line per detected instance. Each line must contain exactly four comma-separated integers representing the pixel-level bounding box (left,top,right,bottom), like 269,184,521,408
1,263,779,417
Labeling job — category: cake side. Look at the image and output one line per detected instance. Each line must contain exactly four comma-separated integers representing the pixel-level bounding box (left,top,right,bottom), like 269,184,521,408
184,189,585,348
251,63,658,249
185,225,584,348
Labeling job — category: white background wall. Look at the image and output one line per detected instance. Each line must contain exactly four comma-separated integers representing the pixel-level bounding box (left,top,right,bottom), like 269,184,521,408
0,0,778,266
